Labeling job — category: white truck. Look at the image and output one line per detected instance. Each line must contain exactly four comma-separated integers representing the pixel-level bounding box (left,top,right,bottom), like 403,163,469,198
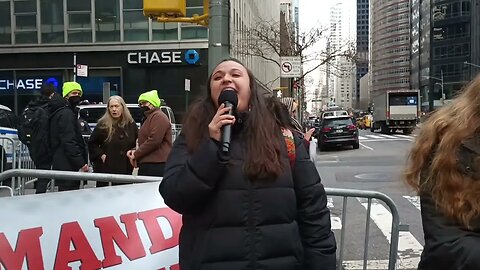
371,90,420,135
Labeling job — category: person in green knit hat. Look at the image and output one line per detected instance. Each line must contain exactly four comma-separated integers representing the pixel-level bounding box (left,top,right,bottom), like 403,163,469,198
126,90,172,177
48,81,89,191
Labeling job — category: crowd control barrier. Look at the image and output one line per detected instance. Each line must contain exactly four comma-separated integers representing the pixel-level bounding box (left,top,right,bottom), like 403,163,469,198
0,169,178,270
0,170,401,270
0,136,35,193
325,188,400,270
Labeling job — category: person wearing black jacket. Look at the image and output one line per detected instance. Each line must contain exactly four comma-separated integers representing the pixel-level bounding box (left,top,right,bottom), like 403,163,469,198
160,59,336,270
25,83,56,193
49,81,88,191
405,74,480,270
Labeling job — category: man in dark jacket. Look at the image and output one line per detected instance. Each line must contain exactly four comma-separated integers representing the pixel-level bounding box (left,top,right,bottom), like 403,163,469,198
24,83,56,193
49,81,88,191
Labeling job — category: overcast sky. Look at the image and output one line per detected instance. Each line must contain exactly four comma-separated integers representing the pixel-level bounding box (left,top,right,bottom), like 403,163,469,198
298,0,332,94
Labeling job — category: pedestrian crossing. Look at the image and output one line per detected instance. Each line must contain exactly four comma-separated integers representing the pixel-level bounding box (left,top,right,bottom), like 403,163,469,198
359,134,416,142
327,195,423,270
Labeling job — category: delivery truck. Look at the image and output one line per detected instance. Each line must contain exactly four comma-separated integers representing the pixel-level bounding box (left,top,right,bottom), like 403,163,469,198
371,90,420,134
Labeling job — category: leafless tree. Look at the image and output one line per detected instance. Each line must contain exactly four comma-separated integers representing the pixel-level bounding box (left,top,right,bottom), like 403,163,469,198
232,17,357,88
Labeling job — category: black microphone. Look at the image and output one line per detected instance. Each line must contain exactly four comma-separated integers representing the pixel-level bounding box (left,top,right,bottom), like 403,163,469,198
217,88,238,153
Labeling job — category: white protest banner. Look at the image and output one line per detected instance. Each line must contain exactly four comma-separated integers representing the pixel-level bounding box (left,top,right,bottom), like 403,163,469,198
0,182,181,270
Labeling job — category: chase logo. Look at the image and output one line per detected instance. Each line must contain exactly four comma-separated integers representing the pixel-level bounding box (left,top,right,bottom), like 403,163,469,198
45,77,59,89
185,50,200,65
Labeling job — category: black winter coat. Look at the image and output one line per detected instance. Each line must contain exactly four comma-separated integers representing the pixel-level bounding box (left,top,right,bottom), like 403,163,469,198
159,131,336,270
418,193,480,270
88,121,138,175
48,94,88,188
25,96,51,166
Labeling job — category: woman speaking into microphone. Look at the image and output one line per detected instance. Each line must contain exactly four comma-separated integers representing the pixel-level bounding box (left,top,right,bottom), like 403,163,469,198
159,59,336,270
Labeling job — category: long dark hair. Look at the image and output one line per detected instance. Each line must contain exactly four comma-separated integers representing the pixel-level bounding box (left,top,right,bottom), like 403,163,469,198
182,58,285,181
265,96,295,129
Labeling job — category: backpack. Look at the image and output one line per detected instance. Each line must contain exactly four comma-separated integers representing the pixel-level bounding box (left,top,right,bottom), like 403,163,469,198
17,103,52,164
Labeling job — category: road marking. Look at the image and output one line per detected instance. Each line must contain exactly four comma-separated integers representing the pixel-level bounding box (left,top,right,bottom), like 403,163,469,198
358,136,368,140
365,134,384,139
327,197,342,230
396,134,414,139
403,196,421,211
359,199,423,269
379,134,397,139
360,142,374,151
342,258,420,270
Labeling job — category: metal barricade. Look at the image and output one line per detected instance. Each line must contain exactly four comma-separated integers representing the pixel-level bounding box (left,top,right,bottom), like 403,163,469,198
325,188,400,270
0,136,18,190
0,135,42,195
0,169,160,187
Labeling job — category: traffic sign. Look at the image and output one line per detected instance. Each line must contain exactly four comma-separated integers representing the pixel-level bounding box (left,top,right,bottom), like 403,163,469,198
280,56,301,78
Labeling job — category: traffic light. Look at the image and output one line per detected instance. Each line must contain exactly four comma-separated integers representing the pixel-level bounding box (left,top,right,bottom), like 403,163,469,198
143,0,186,18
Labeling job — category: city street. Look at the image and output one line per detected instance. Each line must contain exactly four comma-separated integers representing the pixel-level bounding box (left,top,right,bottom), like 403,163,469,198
317,129,423,270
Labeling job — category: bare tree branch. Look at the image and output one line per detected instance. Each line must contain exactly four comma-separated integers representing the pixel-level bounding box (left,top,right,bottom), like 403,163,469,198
234,16,358,89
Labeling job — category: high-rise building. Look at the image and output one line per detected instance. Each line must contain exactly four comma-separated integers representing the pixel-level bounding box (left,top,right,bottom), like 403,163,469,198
410,0,431,111
356,0,369,109
430,0,472,109
412,0,477,111
0,0,279,118
329,0,355,109
370,0,411,99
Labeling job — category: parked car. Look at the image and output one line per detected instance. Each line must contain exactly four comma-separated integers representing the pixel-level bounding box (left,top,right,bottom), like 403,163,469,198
320,110,349,119
316,115,359,151
77,103,179,140
78,104,175,128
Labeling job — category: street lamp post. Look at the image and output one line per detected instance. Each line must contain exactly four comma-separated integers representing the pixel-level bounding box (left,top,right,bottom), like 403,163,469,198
422,70,445,108
464,61,480,69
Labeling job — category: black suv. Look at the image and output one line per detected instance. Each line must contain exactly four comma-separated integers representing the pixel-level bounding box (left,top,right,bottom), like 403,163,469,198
315,116,359,151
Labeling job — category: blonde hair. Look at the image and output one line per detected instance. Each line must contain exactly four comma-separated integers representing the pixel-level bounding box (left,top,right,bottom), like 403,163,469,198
97,96,134,142
405,74,480,228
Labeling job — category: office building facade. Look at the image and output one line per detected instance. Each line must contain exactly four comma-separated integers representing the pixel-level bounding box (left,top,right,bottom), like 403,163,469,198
370,0,411,98
0,0,280,119
356,0,369,109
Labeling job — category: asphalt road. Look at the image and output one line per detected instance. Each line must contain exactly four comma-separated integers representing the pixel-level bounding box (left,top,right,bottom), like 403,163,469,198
316,129,422,270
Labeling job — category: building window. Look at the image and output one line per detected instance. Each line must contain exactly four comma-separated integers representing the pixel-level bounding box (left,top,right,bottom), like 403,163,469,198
0,1,11,44
67,0,92,43
14,0,38,44
123,0,148,41
181,0,207,39
41,0,64,43
95,0,120,42
152,22,178,41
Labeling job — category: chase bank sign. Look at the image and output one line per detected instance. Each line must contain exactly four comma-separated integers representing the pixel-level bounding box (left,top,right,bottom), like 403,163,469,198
0,77,59,91
127,50,200,65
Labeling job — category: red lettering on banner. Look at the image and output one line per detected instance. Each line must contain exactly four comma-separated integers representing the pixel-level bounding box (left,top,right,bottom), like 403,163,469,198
0,227,44,270
94,213,147,267
54,222,101,270
170,263,180,270
137,208,182,254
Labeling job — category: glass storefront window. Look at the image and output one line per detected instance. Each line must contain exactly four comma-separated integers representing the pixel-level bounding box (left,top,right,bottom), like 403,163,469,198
0,1,12,44
123,0,142,10
180,5,207,39
152,22,178,41
41,0,64,43
15,14,36,30
67,0,91,12
67,0,92,43
123,10,148,41
69,13,91,28
95,0,120,42
14,0,36,13
15,31,37,44
68,30,92,43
